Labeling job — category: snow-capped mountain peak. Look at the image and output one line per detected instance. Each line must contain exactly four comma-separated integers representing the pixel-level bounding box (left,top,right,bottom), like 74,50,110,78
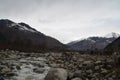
0,19,37,33
104,32,120,38
8,22,37,33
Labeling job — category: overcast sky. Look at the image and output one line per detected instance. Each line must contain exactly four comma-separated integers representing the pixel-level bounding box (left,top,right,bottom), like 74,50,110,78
0,0,120,43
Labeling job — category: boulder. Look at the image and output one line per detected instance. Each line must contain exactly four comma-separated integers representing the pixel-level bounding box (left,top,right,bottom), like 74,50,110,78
73,70,82,78
82,61,94,69
71,77,82,80
16,65,21,70
45,68,68,80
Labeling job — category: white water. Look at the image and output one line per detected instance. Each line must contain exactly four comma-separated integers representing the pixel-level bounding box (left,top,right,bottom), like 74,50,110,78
6,57,50,80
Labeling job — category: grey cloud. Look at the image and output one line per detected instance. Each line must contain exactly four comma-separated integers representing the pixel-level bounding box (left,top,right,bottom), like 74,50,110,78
0,0,120,43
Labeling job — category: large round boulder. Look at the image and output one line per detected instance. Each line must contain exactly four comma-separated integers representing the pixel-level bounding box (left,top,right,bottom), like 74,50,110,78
45,68,68,80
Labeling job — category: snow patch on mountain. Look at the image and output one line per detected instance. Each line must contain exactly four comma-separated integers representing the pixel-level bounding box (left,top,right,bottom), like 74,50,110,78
9,23,37,33
104,32,120,38
19,25,36,32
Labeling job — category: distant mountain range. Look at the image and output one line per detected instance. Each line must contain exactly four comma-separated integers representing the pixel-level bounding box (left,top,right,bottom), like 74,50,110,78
67,33,120,51
0,19,120,52
0,19,66,52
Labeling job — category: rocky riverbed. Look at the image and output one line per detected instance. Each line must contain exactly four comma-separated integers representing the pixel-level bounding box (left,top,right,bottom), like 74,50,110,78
0,50,120,80
46,52,120,80
0,50,50,80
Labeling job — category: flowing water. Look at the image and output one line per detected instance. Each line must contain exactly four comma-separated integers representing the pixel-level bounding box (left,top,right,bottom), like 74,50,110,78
4,56,50,80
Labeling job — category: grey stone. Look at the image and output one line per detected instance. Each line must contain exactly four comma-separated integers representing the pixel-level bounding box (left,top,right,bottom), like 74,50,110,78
101,68,108,74
71,77,82,80
16,65,21,70
95,66,100,70
33,68,45,74
95,61,102,65
45,68,68,80
73,70,82,78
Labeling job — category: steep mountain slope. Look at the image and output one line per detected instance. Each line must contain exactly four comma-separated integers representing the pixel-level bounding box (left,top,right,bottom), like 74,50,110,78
67,33,120,51
105,37,120,51
0,19,66,52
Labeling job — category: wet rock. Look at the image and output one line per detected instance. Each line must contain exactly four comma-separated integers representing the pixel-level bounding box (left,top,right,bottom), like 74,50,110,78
33,68,45,74
45,68,68,80
16,65,21,70
9,66,15,70
31,62,45,68
71,77,82,80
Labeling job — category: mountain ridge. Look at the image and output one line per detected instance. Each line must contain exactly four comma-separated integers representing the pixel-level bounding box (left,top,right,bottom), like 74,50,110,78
0,19,66,52
67,33,120,51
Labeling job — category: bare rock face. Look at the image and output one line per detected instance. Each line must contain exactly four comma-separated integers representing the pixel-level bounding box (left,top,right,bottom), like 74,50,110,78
45,68,68,80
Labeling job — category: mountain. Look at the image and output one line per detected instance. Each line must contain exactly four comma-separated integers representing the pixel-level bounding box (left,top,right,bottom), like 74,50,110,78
105,37,120,51
67,33,120,51
0,19,66,52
